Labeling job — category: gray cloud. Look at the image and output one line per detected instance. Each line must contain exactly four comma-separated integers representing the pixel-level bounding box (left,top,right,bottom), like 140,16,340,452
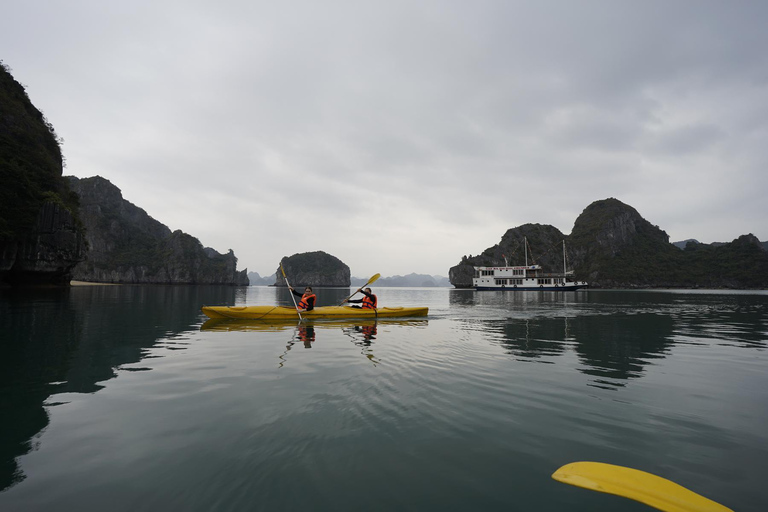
2,0,767,276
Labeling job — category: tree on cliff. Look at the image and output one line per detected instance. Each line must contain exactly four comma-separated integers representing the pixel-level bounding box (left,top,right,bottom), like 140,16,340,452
0,60,80,240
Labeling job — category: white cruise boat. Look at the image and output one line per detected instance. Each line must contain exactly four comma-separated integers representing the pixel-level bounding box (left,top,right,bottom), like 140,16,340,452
473,239,588,291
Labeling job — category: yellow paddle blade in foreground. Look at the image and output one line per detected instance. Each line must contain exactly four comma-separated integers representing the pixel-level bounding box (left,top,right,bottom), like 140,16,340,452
552,462,733,512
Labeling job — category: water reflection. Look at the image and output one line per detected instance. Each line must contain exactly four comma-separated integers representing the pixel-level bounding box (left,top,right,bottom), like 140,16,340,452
463,290,766,392
571,313,673,390
343,323,380,366
202,317,427,369
3,286,765,508
494,318,570,360
200,317,427,333
449,288,591,308
0,285,239,492
278,325,317,366
450,290,685,390
297,325,316,347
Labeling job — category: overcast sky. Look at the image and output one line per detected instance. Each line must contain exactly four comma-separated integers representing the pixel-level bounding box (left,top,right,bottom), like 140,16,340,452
2,1,767,277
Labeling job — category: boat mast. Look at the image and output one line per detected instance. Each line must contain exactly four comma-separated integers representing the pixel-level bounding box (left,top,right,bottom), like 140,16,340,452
563,240,566,274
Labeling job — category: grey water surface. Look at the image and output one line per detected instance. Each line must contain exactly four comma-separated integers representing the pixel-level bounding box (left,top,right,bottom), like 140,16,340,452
1,286,767,511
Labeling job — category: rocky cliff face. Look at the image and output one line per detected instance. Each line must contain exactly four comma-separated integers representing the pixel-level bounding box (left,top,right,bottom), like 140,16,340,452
1,202,86,285
567,198,679,287
275,251,350,287
0,61,86,285
449,223,567,288
449,197,768,289
68,176,248,285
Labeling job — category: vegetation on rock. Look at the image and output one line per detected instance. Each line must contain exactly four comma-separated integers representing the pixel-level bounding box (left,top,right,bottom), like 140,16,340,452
0,61,81,239
1,61,86,285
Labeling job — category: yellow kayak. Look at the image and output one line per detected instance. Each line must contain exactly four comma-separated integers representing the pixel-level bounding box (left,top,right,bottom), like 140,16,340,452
201,305,428,320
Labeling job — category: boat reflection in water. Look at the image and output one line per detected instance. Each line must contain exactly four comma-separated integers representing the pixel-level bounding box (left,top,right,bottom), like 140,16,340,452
200,317,428,368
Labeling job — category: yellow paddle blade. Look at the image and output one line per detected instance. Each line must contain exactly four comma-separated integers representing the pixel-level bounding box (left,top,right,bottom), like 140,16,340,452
552,462,732,512
337,274,382,306
280,262,287,278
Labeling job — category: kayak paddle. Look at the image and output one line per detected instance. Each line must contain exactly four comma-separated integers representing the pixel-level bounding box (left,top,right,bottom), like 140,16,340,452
552,461,732,512
339,273,381,306
280,262,302,321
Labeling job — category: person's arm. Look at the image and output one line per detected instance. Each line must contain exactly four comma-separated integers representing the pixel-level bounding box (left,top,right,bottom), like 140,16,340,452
360,290,374,299
290,288,302,297
347,298,363,303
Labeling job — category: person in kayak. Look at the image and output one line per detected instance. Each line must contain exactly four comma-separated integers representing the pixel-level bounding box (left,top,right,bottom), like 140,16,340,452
345,288,377,309
289,286,316,311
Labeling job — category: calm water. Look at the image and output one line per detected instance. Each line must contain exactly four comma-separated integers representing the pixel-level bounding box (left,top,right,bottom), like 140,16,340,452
1,285,767,511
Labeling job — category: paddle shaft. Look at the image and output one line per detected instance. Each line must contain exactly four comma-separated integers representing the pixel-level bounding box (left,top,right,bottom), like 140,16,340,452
280,263,302,321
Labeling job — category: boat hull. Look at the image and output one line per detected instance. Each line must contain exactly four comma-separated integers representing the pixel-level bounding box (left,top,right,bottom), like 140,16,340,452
201,305,429,320
474,284,588,291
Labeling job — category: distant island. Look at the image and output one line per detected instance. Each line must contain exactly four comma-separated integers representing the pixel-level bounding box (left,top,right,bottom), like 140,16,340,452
450,198,768,289
352,273,450,287
247,270,449,287
247,271,276,286
248,272,452,288
274,251,350,287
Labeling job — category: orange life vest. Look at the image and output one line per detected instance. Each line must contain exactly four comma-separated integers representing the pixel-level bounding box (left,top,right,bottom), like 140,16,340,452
298,292,316,310
362,294,377,309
